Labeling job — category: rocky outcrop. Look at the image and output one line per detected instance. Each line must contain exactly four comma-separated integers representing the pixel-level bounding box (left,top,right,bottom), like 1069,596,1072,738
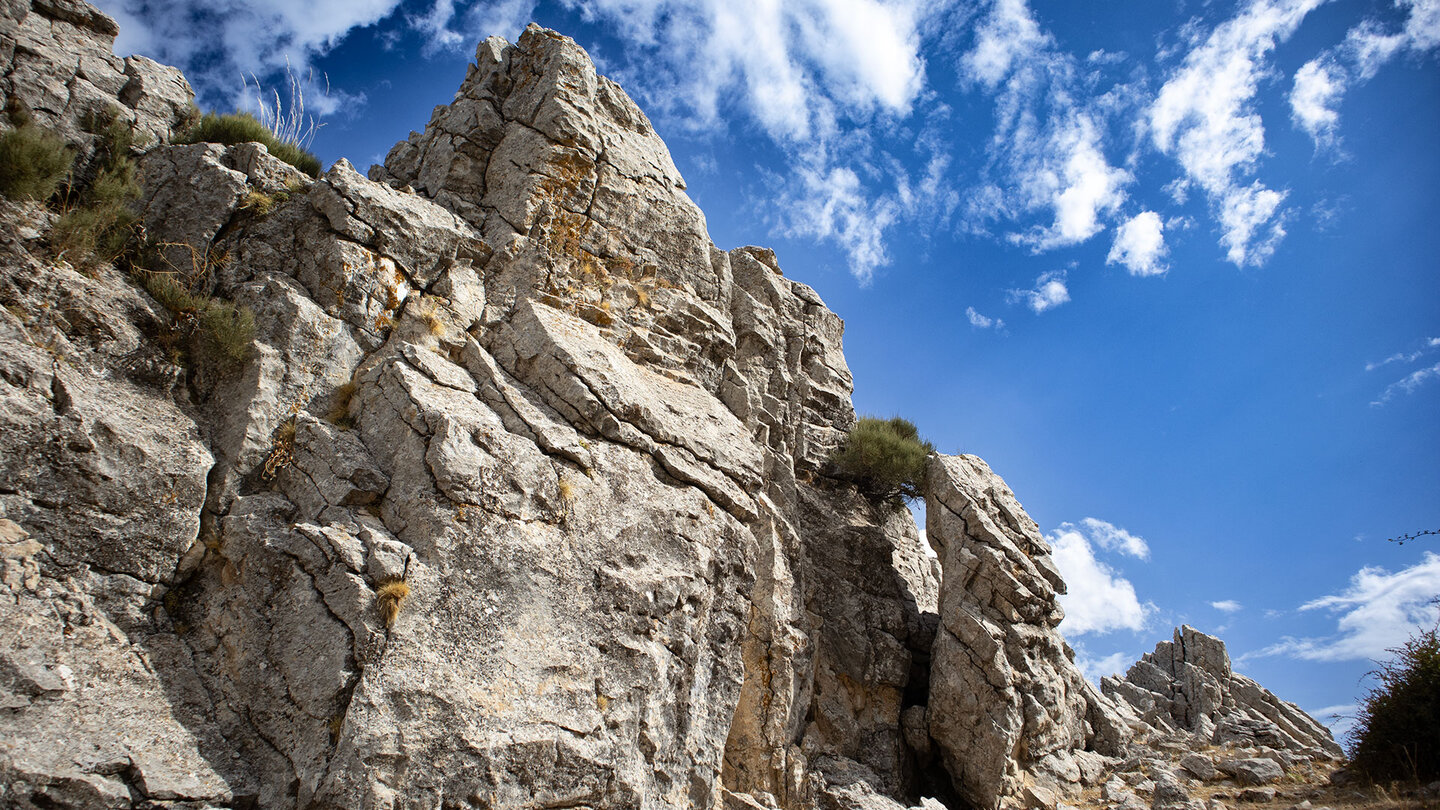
1102,626,1345,760
0,3,1344,809
923,455,1133,810
1,0,193,166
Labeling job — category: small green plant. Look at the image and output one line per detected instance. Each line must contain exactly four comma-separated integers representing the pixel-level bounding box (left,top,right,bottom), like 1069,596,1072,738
133,266,255,371
177,111,321,177
829,416,935,502
1349,623,1440,782
0,124,74,201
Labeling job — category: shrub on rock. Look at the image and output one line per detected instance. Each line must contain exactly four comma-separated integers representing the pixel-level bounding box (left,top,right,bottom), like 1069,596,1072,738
178,112,321,177
830,416,934,502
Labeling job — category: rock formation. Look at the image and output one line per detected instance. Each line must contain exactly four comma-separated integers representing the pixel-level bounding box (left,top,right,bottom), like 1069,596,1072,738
1102,626,1344,760
0,3,1343,809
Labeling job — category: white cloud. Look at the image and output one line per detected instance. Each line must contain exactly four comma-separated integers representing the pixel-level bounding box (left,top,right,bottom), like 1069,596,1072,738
1077,517,1151,560
99,0,403,109
1371,361,1440,406
1247,552,1440,662
1050,521,1154,636
1148,0,1322,265
1072,647,1136,684
1366,336,1440,371
1309,703,1359,745
1107,211,1169,276
1008,270,1070,314
966,307,1004,330
1290,58,1343,146
1211,599,1244,613
1288,0,1440,149
774,150,901,284
961,0,1050,89
960,0,1133,253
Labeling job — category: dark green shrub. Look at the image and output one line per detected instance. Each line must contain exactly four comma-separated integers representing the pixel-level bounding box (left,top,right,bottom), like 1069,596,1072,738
177,111,321,177
830,416,934,502
0,124,74,201
1349,624,1440,782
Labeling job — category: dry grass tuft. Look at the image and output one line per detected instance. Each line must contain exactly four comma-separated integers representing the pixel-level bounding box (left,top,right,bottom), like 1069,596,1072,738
376,579,410,628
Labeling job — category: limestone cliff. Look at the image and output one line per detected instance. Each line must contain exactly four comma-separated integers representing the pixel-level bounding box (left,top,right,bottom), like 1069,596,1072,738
0,4,1341,809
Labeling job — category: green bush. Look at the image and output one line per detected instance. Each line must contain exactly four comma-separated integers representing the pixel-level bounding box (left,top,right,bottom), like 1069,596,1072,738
830,416,934,502
1349,624,1440,782
0,124,74,201
177,111,321,177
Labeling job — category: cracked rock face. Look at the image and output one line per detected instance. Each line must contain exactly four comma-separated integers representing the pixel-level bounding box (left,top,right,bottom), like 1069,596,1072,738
1,4,1346,809
923,454,1132,810
1102,626,1344,760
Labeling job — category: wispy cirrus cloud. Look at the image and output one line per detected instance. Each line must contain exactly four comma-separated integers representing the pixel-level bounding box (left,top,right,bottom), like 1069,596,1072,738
1367,337,1440,405
1245,552,1440,662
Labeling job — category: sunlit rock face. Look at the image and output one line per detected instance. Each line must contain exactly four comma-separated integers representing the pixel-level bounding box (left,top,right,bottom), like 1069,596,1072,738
0,4,1343,809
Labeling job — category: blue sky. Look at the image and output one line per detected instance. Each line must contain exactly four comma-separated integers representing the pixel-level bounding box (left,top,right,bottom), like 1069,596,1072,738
97,0,1440,741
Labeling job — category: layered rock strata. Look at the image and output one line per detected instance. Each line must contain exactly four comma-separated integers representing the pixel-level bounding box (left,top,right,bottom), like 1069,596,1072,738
0,3,1344,809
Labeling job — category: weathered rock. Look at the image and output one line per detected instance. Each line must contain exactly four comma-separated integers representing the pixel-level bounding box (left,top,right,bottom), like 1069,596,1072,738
1237,787,1277,803
1180,753,1219,782
0,5,1350,809
1,0,193,168
1219,758,1284,786
924,454,1132,809
1102,627,1343,760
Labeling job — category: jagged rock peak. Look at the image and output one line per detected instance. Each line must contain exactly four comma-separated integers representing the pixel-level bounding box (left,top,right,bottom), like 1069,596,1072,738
1103,625,1344,760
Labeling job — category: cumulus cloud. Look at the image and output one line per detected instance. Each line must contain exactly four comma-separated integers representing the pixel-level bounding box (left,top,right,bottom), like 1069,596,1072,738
1077,517,1151,559
1107,211,1169,276
961,0,1050,90
1072,646,1136,684
1008,270,1070,314
1149,0,1322,265
1050,519,1154,636
1211,599,1244,612
1247,552,1440,662
966,307,1004,330
1289,58,1343,145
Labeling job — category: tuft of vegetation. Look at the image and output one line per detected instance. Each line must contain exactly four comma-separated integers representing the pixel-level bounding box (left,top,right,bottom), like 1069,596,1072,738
0,123,74,201
376,579,410,628
134,266,255,372
50,107,144,270
1349,624,1440,783
177,111,321,177
829,416,934,503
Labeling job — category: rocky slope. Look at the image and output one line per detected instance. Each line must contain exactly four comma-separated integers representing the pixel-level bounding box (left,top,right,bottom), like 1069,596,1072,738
0,3,1343,809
